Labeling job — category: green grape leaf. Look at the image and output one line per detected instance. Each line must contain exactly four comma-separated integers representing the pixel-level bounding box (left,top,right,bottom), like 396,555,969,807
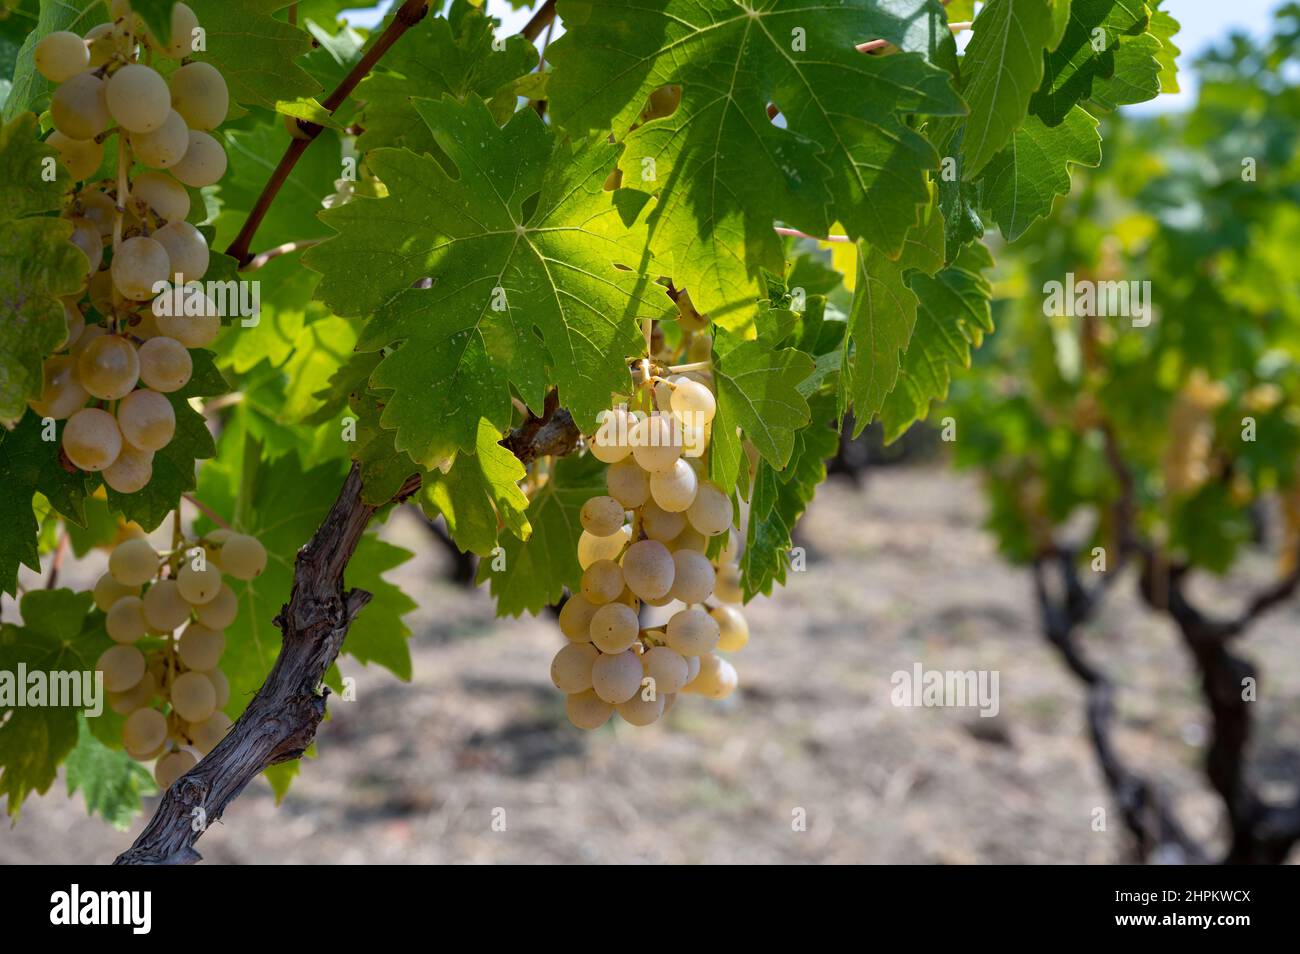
64,715,156,830
102,349,227,531
420,418,532,557
186,0,319,112
957,0,1061,179
879,242,993,442
979,105,1101,241
548,0,962,316
306,95,664,469
1085,30,1161,112
3,0,103,122
0,589,109,816
1029,0,1148,126
130,1,179,46
478,451,605,616
355,7,537,156
1149,6,1181,94
0,413,89,597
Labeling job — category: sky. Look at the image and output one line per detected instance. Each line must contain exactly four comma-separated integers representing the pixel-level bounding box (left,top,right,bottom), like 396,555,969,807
340,0,1288,114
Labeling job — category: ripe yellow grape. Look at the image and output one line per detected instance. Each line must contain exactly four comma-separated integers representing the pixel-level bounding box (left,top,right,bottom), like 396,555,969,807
687,653,738,700
153,308,220,348
217,533,266,580
85,23,115,68
51,72,109,140
156,2,199,59
111,236,170,300
137,336,192,392
579,495,625,537
103,444,154,493
170,130,226,187
59,299,86,349
591,649,644,704
106,64,171,132
29,355,89,420
105,594,147,643
97,643,146,692
35,31,90,82
713,563,743,604
122,706,167,756
670,378,717,425
69,321,106,357
669,549,715,604
142,579,191,631
129,109,189,168
170,670,216,722
550,642,598,694
109,537,157,586
189,711,232,754
79,190,116,237
68,216,103,276
117,388,175,451
168,61,228,130
643,645,689,695
130,171,190,223
208,667,230,709
152,221,209,282
630,413,683,473
687,480,732,536
666,607,720,656
616,690,664,726
92,572,138,611
176,562,222,605
576,525,630,570
76,333,139,400
154,749,197,790
640,499,686,542
63,407,122,472
48,131,103,180
580,559,624,605
649,457,698,512
588,602,639,654
605,457,650,508
589,408,633,463
178,622,225,671
107,670,155,715
194,582,237,629
558,593,600,642
565,689,613,729
712,604,749,652
620,539,675,601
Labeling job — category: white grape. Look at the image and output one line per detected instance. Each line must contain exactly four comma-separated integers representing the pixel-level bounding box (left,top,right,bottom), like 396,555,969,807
154,749,197,790
151,220,208,281
643,645,689,694
85,23,115,68
669,549,714,604
111,235,170,300
123,706,167,756
153,307,220,348
194,583,237,629
176,561,222,605
576,525,630,570
580,559,624,605
47,131,103,180
63,407,122,471
688,653,738,699
68,216,103,276
588,602,638,654
109,537,157,586
137,336,192,392
29,355,89,420
669,526,707,553
107,670,155,715
170,130,226,187
102,444,153,492
106,64,171,133
687,480,732,536
76,333,138,400
59,298,86,349
630,413,683,473
142,578,190,631
170,670,216,722
219,533,267,580
666,607,720,656
683,654,701,687
605,457,650,508
591,650,644,704
565,689,613,730
168,61,228,130
129,109,189,168
579,495,625,537
35,31,90,82
156,2,199,59
558,594,599,642
649,457,698,512
178,622,225,671
189,711,232,755
714,563,743,604
106,594,147,643
92,572,138,611
620,539,674,601
131,171,190,223
97,644,145,692
589,408,632,463
670,378,717,425
117,388,175,451
51,72,109,140
550,642,598,694
208,668,230,709
616,690,664,726
640,500,685,542
712,604,749,652
77,191,116,239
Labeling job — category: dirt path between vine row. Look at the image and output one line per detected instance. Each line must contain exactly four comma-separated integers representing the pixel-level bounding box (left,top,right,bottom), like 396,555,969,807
5,463,1300,864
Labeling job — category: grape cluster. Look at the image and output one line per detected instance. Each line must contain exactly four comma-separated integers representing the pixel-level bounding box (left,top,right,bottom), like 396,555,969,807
94,528,266,790
1162,371,1227,496
552,374,751,729
30,2,228,491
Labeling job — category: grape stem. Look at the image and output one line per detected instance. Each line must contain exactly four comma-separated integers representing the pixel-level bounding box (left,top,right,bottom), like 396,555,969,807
239,237,325,272
775,226,851,244
667,360,710,373
45,532,69,590
181,493,232,530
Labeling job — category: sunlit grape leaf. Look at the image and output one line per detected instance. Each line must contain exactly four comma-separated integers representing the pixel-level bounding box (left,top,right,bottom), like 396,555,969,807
1029,0,1148,126
421,417,531,557
979,105,1101,241
64,715,156,830
1085,30,1161,112
0,589,109,816
306,95,664,469
2,0,102,122
185,0,319,112
1149,6,1181,94
548,0,962,316
478,451,604,616
880,242,993,441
